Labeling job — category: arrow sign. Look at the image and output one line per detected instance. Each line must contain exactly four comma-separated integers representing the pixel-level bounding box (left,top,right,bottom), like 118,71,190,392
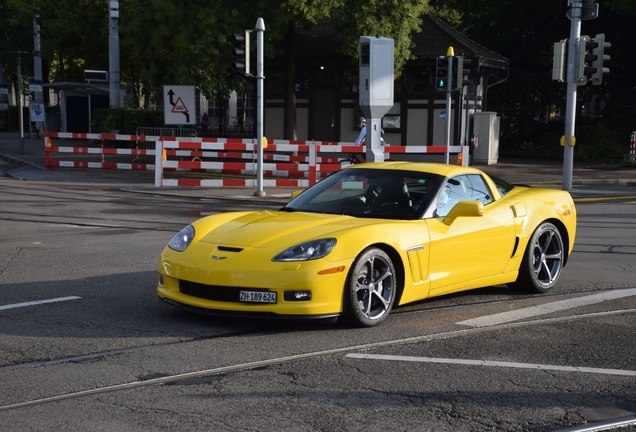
163,85,195,125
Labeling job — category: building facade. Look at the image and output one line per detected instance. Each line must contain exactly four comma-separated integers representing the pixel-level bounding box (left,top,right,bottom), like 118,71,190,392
259,14,509,150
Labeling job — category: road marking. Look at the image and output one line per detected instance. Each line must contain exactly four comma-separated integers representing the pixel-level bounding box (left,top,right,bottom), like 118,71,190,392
45,223,124,229
1,307,635,412
456,288,636,328
186,211,219,216
346,353,636,377
0,296,81,311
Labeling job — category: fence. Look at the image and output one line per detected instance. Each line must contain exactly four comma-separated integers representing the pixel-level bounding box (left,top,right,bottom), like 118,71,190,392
43,131,468,187
135,127,197,150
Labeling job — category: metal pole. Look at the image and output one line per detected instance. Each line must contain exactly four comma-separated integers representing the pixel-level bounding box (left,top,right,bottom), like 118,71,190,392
33,15,44,136
563,1,582,191
108,1,121,108
444,47,455,164
254,18,266,197
17,54,24,153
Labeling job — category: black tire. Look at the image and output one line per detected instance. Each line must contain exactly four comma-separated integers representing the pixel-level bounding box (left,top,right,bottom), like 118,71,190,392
344,247,396,327
511,222,564,293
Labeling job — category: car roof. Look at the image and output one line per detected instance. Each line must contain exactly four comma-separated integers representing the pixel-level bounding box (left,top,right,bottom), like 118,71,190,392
344,161,484,178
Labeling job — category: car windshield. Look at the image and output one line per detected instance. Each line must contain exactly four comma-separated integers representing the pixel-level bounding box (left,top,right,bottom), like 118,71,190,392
282,168,444,220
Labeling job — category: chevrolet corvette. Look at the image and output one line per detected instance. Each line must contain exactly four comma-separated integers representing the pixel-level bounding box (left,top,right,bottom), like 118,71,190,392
157,162,576,327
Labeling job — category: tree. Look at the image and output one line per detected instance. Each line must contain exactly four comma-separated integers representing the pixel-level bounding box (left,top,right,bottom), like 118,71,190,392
0,0,38,97
227,0,429,139
120,0,245,107
430,0,636,156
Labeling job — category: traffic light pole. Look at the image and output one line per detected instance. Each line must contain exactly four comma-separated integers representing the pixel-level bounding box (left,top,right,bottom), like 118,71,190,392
254,18,266,197
563,2,583,191
444,47,454,165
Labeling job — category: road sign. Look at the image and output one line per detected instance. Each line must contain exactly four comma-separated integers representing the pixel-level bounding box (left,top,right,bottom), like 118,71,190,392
30,101,45,122
567,2,599,20
163,85,195,125
84,70,108,82
0,84,8,95
28,78,43,93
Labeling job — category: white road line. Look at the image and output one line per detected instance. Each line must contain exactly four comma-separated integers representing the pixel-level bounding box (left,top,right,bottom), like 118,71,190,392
346,353,636,377
2,308,635,412
0,296,82,311
45,224,98,229
456,288,636,328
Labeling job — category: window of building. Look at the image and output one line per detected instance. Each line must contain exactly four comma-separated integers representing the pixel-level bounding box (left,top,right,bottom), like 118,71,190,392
266,70,284,95
295,69,310,94
409,70,430,94
315,68,337,86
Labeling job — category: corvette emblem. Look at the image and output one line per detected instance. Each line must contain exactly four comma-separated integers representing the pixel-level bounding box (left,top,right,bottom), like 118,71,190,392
211,255,228,261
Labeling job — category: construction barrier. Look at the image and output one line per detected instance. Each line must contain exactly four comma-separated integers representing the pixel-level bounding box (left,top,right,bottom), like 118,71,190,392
630,131,635,161
43,132,469,187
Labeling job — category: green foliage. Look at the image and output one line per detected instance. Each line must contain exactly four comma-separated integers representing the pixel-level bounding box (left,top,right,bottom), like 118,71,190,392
574,123,628,162
500,116,632,163
335,0,430,73
91,108,163,135
434,0,636,163
610,0,636,15
4,0,634,159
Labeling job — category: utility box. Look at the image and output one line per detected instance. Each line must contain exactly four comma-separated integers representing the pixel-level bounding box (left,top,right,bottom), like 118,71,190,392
473,112,500,165
359,36,394,162
359,36,394,116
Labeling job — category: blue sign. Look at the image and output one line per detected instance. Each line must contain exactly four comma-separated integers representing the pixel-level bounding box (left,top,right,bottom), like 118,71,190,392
30,102,46,122
439,110,447,119
28,78,43,93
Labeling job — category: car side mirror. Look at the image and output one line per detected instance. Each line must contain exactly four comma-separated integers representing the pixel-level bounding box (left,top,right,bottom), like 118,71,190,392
443,200,484,225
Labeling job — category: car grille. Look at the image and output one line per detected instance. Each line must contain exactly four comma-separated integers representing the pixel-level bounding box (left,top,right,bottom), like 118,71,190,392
179,280,267,303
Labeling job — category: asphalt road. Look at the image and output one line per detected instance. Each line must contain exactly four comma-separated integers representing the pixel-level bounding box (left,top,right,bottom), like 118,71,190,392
0,171,635,432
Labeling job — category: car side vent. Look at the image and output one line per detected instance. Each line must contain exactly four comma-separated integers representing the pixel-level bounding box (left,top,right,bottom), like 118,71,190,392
511,237,520,258
218,246,244,252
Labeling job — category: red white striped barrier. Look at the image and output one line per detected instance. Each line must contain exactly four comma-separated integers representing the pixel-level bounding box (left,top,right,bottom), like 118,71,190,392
44,132,467,188
162,178,310,188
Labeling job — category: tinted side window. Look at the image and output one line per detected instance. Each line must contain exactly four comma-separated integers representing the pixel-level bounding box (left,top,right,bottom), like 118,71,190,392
436,175,472,217
490,176,515,197
466,174,494,205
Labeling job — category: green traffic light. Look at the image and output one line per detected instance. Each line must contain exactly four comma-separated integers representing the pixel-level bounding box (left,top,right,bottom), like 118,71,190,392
437,79,446,89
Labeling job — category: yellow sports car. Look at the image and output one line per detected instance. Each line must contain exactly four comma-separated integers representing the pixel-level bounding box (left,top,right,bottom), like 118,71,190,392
157,162,576,327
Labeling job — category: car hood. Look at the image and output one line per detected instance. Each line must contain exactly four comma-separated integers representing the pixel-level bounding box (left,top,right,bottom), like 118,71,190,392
198,210,370,248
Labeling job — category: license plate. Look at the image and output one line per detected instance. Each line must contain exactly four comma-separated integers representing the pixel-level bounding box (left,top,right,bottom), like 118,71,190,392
239,291,277,303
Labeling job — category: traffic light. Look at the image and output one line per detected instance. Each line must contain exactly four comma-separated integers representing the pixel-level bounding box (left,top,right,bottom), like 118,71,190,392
577,35,596,85
589,33,610,85
551,39,568,82
232,31,250,75
435,56,449,91
455,56,478,90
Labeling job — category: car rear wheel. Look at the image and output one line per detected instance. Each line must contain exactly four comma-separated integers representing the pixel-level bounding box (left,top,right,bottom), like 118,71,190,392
512,222,564,293
345,247,396,327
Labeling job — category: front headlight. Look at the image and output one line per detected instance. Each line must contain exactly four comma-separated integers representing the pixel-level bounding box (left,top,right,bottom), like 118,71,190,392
168,225,195,252
272,238,337,262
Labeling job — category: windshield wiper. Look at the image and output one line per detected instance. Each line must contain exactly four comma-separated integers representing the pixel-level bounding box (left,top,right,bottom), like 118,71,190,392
279,206,297,212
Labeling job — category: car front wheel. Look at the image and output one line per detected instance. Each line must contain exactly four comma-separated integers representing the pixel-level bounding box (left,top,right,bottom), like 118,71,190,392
344,247,396,327
512,222,564,293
